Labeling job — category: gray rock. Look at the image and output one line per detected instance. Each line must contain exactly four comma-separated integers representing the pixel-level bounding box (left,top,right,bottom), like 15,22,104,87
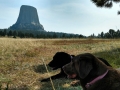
9,5,45,31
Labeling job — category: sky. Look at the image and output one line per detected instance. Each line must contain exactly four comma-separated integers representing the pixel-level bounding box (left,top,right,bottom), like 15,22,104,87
0,0,120,36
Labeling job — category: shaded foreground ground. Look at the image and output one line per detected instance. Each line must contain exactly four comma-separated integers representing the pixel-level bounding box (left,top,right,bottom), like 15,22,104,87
0,38,120,90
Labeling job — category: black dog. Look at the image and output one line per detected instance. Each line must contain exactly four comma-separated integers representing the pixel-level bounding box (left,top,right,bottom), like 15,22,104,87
41,52,111,82
41,52,74,82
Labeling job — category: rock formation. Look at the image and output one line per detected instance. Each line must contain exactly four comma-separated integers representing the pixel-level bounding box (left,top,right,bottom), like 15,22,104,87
9,5,45,31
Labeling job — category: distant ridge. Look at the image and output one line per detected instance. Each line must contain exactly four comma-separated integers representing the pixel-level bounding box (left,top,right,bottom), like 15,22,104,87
9,5,45,31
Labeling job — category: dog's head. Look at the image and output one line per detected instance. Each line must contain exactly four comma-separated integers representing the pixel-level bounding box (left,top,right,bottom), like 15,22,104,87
48,52,74,70
63,53,108,79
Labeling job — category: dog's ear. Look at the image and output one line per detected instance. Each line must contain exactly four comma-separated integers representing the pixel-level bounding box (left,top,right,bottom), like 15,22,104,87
78,56,93,79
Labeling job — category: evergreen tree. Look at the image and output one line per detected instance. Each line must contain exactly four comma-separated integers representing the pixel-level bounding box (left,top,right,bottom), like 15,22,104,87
62,33,66,38
3,29,7,36
18,31,24,38
101,32,104,38
109,29,115,38
53,33,57,38
7,30,13,36
79,34,84,38
0,31,2,36
116,29,120,38
91,0,120,14
13,31,17,38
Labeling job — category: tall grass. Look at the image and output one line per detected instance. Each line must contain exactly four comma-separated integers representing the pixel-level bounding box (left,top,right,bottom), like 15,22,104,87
0,38,120,90
42,58,55,90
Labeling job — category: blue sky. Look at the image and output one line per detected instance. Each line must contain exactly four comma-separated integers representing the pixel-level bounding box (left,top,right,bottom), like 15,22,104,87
0,0,120,36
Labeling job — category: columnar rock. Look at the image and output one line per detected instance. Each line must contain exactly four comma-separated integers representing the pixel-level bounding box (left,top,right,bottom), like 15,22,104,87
9,5,45,31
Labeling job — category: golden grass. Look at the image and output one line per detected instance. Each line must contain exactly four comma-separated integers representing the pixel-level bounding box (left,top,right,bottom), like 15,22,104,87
0,38,120,90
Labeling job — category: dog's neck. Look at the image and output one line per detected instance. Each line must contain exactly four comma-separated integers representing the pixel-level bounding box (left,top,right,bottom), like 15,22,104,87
85,70,108,89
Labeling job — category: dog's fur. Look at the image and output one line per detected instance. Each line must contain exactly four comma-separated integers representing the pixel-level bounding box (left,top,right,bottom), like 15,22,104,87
41,52,74,82
41,52,111,82
63,53,120,90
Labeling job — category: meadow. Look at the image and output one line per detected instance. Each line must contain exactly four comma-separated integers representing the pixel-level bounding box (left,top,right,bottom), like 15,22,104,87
0,38,120,90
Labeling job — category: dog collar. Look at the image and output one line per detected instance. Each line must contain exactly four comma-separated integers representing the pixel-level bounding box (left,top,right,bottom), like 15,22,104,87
85,70,108,88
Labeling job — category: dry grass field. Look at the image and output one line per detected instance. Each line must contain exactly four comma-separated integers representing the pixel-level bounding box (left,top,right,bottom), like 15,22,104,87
0,38,120,90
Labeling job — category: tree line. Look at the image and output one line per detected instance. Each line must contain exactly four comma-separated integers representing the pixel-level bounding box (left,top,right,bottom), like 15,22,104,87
0,29,120,39
97,29,120,38
0,29,84,38
88,29,120,38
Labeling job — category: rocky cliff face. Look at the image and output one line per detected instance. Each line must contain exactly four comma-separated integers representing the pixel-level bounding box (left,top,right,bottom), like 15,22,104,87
9,5,45,31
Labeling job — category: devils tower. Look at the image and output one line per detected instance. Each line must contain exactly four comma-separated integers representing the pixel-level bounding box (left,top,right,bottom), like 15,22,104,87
9,5,45,31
